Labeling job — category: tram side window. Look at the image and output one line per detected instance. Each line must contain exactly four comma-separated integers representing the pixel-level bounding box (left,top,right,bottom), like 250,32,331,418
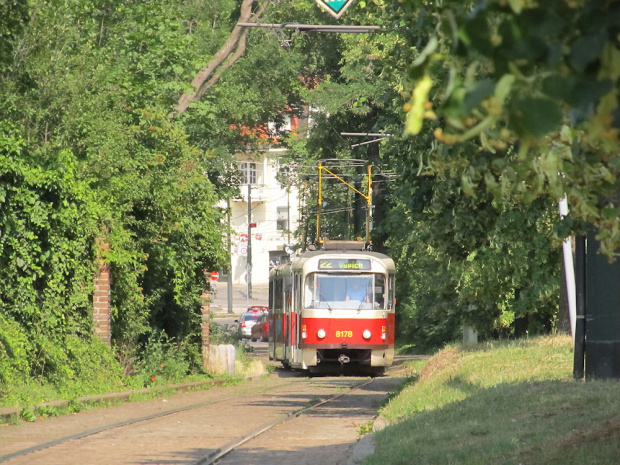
284,275,293,312
388,273,395,309
304,274,315,308
269,281,273,310
274,279,283,311
373,274,385,309
294,273,301,310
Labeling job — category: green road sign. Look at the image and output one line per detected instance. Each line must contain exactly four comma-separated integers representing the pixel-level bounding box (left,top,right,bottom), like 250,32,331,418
316,0,355,19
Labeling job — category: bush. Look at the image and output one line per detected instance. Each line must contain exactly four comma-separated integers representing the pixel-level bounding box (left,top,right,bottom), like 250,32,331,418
60,335,125,395
0,315,32,389
134,331,192,387
209,317,240,345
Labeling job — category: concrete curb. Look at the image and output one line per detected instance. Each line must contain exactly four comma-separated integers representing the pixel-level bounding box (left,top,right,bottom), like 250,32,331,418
347,413,389,464
348,433,375,465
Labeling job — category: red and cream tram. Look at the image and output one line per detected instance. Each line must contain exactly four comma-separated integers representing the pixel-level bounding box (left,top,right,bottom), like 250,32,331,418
268,239,396,375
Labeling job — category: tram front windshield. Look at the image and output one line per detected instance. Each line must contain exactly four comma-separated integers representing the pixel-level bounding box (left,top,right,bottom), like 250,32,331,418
304,273,385,309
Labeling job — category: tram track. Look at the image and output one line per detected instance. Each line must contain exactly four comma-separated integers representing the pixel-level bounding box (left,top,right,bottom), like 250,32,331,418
0,376,298,464
0,394,243,463
200,377,375,465
0,373,382,465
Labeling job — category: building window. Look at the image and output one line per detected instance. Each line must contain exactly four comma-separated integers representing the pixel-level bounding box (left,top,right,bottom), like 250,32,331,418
277,206,288,231
268,114,292,134
240,162,257,185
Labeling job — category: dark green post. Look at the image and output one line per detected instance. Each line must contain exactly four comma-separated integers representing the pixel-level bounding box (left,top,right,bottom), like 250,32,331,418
584,229,620,379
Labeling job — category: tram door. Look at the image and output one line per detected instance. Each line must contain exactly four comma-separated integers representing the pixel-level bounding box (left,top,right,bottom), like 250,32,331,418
283,274,293,361
290,273,301,365
269,275,285,361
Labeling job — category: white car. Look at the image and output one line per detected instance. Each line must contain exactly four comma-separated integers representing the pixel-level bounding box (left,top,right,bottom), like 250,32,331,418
236,311,262,339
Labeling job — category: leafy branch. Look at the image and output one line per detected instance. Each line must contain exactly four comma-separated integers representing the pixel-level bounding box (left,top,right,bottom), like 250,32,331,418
174,0,270,114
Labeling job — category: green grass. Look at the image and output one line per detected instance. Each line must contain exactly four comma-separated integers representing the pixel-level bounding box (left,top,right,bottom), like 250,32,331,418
366,335,620,465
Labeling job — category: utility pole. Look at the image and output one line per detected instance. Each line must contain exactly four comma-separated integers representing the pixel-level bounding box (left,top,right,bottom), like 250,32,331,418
301,178,309,251
247,183,252,300
365,164,371,242
284,165,291,246
317,162,323,245
342,132,395,251
347,188,352,238
317,161,372,244
287,187,291,245
227,197,233,314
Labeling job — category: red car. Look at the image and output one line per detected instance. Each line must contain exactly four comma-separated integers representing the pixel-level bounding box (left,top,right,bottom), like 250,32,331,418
250,312,269,342
247,306,269,313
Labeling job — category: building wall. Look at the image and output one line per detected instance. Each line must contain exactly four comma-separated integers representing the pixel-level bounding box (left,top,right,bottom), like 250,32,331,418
228,148,300,287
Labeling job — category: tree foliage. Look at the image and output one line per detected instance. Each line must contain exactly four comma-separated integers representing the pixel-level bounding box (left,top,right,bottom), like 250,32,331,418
0,123,101,388
396,0,620,254
348,0,617,347
0,0,233,392
268,0,587,348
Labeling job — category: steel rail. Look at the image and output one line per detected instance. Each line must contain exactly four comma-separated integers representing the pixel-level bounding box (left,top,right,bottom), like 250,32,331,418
1,366,405,464
193,377,376,465
0,378,295,463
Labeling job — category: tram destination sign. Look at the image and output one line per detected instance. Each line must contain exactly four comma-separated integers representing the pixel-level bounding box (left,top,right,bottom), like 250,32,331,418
316,0,355,19
318,258,371,270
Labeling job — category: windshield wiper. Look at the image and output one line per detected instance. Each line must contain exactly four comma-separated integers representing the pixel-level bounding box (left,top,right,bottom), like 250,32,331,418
357,298,372,312
318,292,332,311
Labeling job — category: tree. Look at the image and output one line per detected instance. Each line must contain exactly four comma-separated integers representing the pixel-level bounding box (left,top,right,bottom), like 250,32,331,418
396,0,620,254
174,0,270,114
0,0,29,72
273,0,571,346
0,0,230,386
0,0,351,386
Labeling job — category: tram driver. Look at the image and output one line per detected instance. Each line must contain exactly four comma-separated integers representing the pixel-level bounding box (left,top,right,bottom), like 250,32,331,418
345,278,370,303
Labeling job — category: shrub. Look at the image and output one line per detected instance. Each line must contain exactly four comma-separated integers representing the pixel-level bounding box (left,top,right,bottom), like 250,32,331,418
135,331,192,387
0,315,32,389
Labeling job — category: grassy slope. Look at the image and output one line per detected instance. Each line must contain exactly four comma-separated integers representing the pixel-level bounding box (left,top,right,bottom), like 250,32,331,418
366,335,620,465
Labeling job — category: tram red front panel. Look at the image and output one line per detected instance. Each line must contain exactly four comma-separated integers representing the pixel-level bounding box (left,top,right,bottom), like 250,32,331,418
300,317,391,348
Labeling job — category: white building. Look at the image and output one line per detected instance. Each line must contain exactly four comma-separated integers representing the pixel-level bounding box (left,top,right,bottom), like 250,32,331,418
227,146,300,286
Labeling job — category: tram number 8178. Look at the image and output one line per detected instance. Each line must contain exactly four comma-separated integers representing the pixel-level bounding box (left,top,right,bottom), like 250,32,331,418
335,330,353,338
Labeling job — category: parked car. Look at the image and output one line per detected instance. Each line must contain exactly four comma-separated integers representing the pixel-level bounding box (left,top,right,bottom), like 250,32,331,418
247,305,269,313
250,312,269,342
236,311,262,339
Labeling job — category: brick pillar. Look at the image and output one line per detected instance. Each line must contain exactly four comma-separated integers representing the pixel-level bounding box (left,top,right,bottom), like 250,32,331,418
201,287,211,369
93,240,111,346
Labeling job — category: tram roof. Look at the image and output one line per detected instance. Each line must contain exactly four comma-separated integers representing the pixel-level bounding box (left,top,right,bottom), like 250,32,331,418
291,249,395,271
269,253,395,279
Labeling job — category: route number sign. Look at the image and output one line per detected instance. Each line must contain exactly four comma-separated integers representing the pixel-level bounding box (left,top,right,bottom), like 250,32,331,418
316,0,355,19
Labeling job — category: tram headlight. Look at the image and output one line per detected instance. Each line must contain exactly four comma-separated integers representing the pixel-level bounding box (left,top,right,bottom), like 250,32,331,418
317,329,326,339
381,326,387,340
362,329,372,340
302,325,307,339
